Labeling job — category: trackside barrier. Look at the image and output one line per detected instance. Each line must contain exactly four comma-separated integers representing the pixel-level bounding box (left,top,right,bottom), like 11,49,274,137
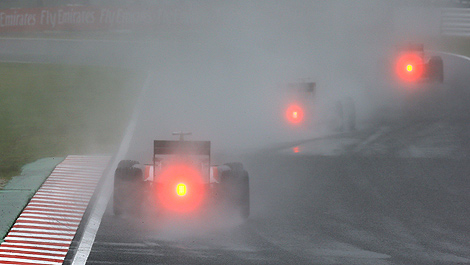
441,8,470,36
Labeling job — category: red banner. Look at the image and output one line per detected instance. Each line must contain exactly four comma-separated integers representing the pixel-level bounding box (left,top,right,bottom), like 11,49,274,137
0,6,163,32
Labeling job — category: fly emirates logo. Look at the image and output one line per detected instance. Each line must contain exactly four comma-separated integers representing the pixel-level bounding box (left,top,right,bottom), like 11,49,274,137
40,9,95,28
0,8,95,28
0,11,36,27
0,6,157,30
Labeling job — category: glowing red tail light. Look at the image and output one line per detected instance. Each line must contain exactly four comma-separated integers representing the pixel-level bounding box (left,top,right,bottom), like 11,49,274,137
395,53,424,82
286,104,304,124
155,164,205,213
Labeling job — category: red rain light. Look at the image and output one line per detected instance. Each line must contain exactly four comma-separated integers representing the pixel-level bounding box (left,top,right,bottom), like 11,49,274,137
395,53,424,82
176,183,187,196
155,163,205,213
286,104,304,124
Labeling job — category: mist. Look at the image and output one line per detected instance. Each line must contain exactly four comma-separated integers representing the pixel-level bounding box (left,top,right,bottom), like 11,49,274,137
126,0,411,157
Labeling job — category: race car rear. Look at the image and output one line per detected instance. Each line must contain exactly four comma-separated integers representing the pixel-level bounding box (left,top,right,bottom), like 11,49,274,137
113,134,249,220
390,43,447,120
393,43,444,84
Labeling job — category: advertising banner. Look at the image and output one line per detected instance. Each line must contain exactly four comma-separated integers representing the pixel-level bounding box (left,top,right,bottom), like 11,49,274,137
0,6,162,32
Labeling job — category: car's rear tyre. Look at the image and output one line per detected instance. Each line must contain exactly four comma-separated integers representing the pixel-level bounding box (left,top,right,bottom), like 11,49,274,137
113,160,144,216
428,56,444,83
237,173,250,219
221,163,250,220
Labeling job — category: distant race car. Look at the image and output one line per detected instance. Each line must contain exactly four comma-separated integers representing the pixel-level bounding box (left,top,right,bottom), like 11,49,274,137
383,43,447,119
113,132,250,220
393,43,443,83
283,81,356,132
283,81,316,125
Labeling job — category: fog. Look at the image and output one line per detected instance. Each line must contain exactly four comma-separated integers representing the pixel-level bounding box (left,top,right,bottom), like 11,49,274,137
0,1,437,156
48,3,470,263
127,0,417,157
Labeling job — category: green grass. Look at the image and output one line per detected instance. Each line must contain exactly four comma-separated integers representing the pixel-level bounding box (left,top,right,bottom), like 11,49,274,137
0,63,144,186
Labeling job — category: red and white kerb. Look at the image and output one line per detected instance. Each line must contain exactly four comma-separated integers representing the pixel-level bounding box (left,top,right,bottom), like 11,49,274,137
0,155,110,265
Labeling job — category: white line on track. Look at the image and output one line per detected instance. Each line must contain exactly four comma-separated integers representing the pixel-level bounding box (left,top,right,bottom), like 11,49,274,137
23,204,85,212
31,196,91,203
34,189,93,196
26,201,88,208
0,243,69,251
31,197,87,202
0,250,66,259
53,168,105,171
7,232,74,240
20,213,82,221
22,207,85,215
0,246,66,255
23,202,86,208
23,206,85,214
37,180,95,187
42,176,96,181
0,254,66,262
29,197,88,204
0,253,65,262
54,166,104,169
49,172,102,178
5,236,70,244
19,214,82,221
51,170,103,175
9,228,76,235
0,256,62,265
11,223,77,230
33,187,94,194
43,180,98,186
44,176,99,182
15,218,80,226
38,186,95,192
11,222,78,229
71,72,153,264
16,216,81,222
33,192,91,199
0,242,69,250
7,235,73,242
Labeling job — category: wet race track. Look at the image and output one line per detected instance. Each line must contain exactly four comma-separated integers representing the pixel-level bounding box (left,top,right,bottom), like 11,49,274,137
82,137,470,265
77,52,470,265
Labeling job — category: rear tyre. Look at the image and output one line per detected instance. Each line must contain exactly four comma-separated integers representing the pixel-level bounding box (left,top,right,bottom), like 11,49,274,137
344,97,356,132
222,163,250,220
428,56,444,83
113,160,144,216
238,173,250,219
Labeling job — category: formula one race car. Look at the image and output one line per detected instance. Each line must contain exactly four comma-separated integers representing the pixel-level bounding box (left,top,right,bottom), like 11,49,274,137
284,81,316,125
393,43,443,83
282,81,356,132
113,132,250,220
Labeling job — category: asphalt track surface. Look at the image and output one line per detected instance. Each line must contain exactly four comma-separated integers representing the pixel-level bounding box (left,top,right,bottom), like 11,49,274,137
78,53,470,265
81,155,470,265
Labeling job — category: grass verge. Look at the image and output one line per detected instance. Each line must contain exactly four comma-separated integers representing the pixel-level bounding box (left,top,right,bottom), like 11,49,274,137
0,62,144,187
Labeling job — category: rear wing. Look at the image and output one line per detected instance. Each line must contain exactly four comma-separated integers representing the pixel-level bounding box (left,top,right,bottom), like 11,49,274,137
154,140,210,156
396,43,424,53
288,82,316,94
152,140,211,182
